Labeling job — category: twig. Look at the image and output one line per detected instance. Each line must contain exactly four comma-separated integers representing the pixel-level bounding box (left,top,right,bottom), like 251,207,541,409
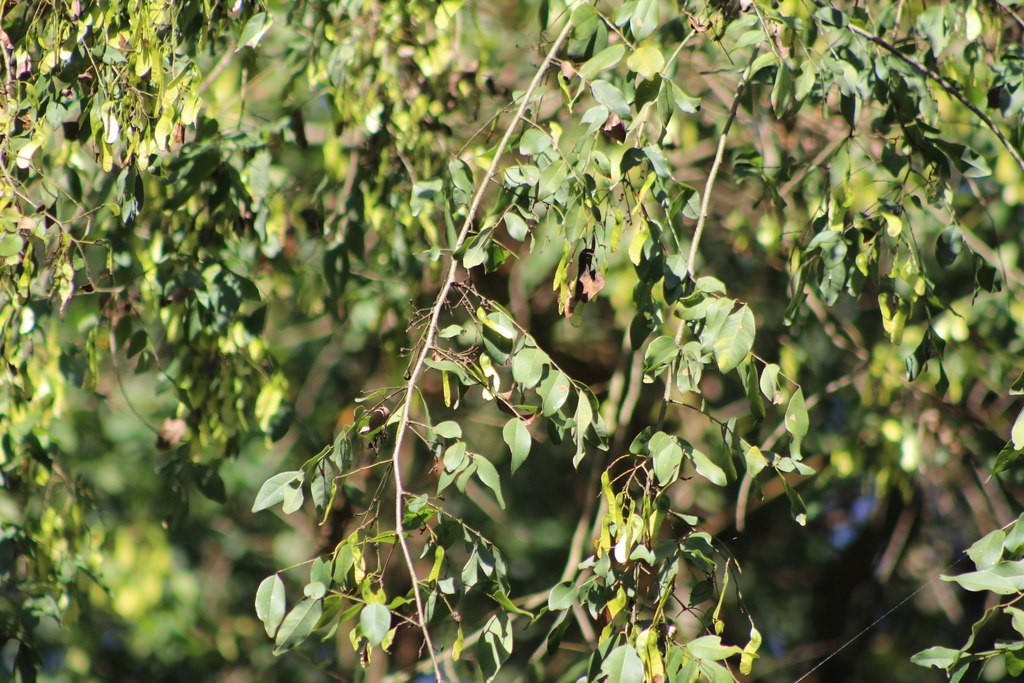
384,17,575,682
735,369,863,531
685,48,760,278
991,0,1024,31
656,49,761,431
845,23,1024,174
198,49,235,93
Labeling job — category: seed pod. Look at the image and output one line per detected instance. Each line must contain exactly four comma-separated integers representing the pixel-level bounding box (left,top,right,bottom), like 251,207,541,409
890,297,910,346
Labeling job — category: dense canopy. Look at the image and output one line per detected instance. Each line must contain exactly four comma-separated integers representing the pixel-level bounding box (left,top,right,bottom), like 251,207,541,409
2,1,1024,682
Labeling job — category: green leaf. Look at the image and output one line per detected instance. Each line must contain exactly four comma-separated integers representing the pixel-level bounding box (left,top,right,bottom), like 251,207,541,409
651,431,683,486
942,560,1024,594
936,227,963,267
504,211,529,242
411,177,443,217
512,347,549,389
627,47,665,80
591,81,631,120
1004,514,1024,554
911,646,961,670
568,4,606,61
311,462,335,520
1009,649,1024,677
477,614,514,683
1007,605,1024,639
503,418,532,474
670,83,701,114
0,232,24,258
282,478,305,514
643,335,679,383
473,454,506,509
333,544,354,589
745,445,768,478
433,421,462,439
256,574,286,637
628,220,650,266
785,389,808,458
690,448,727,486
540,370,572,416
1013,371,1024,396
743,359,766,422
960,147,991,178
304,581,326,600
916,6,948,58
760,363,783,404
579,45,626,81
238,12,272,50
794,62,816,101
643,145,670,177
548,581,578,610
443,442,467,473
966,529,1006,570
771,60,794,118
815,6,848,27
463,227,494,269
546,612,572,654
601,644,645,683
360,603,391,647
1012,407,1024,450
425,358,475,386
252,471,304,513
519,129,550,156
538,160,568,199
778,474,807,525
713,305,756,374
273,597,323,655
687,635,744,661
993,444,1024,475
630,0,659,41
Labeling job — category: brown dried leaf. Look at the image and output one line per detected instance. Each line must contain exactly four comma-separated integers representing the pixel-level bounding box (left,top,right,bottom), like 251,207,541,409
580,269,605,301
601,113,625,144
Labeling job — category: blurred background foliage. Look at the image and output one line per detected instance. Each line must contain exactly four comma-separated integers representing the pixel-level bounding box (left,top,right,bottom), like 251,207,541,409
1,0,1024,681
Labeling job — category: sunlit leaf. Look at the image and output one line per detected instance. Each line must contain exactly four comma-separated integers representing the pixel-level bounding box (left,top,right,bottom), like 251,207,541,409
255,574,286,637
273,597,322,655
602,644,645,683
784,388,808,450
713,305,755,374
238,12,272,50
252,471,304,513
627,46,665,80
503,418,532,474
360,603,391,647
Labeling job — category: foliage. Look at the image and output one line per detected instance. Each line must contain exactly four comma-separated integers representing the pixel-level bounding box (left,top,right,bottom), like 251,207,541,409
912,513,1024,681
2,0,1024,681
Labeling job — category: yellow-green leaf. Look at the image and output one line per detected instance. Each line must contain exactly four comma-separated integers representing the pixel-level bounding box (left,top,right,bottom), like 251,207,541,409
626,47,665,80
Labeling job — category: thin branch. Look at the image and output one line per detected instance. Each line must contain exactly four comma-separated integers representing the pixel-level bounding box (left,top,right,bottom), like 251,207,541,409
656,49,761,431
685,48,760,278
991,0,1024,31
845,23,1024,174
735,369,863,531
384,17,575,682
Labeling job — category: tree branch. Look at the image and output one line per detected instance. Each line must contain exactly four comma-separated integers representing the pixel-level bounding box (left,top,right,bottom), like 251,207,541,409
845,23,1024,174
685,48,760,278
385,17,575,682
657,49,761,432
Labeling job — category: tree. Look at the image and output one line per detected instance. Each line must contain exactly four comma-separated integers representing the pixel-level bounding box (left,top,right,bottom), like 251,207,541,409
2,0,1024,681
